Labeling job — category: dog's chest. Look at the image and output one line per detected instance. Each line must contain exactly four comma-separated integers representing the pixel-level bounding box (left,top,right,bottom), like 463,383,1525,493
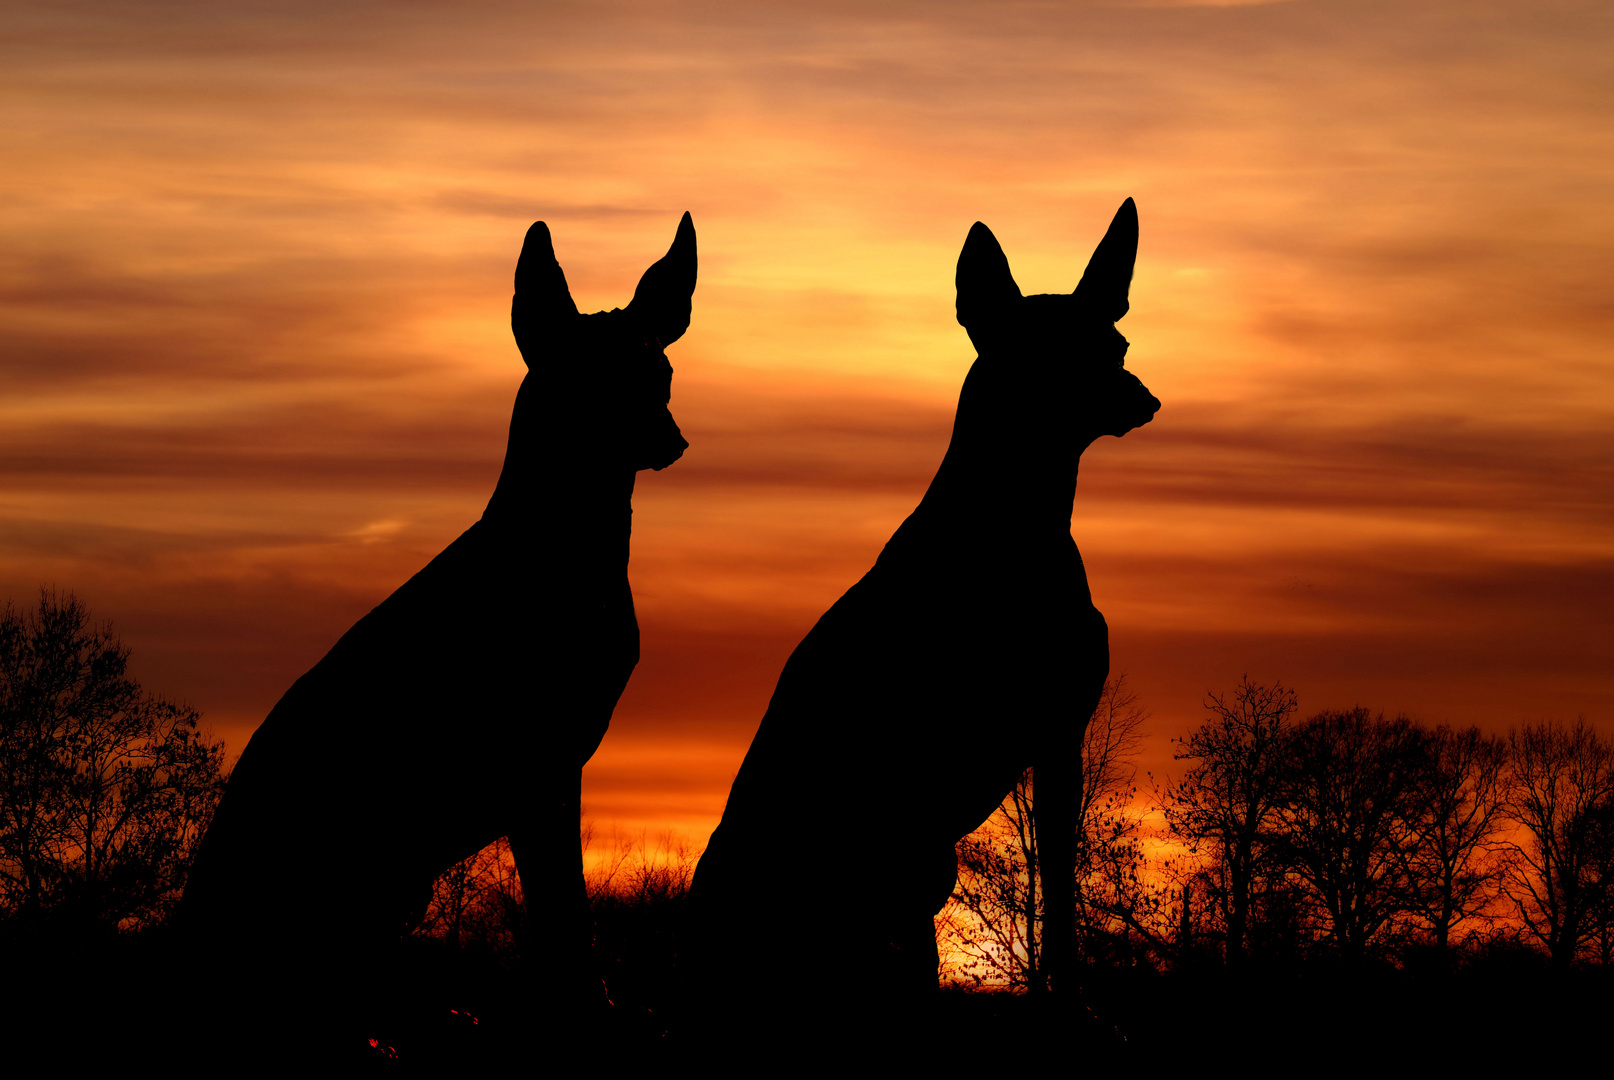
823,541,1101,689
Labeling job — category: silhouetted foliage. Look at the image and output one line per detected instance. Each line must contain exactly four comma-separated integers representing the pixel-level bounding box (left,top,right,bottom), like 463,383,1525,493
586,829,699,1030
1163,692,1522,967
1163,676,1298,966
583,823,700,908
1503,718,1614,969
943,676,1171,986
1586,802,1614,966
0,591,225,936
1266,709,1428,964
946,771,1041,989
1406,724,1509,958
1071,677,1175,968
415,837,524,959
412,824,699,1032
946,674,1611,987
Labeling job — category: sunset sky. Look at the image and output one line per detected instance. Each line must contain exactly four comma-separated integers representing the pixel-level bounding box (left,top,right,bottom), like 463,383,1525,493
3,0,1611,843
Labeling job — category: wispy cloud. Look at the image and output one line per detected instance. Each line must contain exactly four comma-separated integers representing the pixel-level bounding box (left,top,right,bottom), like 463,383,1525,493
1,0,1609,836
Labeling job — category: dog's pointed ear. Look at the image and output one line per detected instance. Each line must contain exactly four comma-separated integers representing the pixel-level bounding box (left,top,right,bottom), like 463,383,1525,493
511,221,579,367
1073,198,1137,322
627,212,697,346
956,222,1022,329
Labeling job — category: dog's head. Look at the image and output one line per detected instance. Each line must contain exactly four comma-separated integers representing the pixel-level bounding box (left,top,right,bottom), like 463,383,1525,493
954,199,1160,446
510,213,694,473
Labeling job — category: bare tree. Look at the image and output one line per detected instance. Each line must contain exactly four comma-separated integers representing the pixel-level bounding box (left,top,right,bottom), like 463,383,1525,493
946,771,1041,989
0,591,226,933
1072,675,1169,965
415,837,522,954
1405,725,1509,959
1584,800,1614,966
1267,709,1428,965
590,827,700,907
1078,676,1147,863
1073,783,1175,969
943,675,1158,986
1163,676,1298,967
1503,718,1614,970
580,817,635,903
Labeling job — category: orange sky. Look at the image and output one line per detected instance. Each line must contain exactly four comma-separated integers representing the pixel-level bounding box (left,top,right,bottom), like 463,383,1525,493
3,0,1611,842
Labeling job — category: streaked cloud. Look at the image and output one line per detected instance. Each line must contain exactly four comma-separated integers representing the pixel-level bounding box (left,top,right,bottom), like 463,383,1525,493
1,0,1609,841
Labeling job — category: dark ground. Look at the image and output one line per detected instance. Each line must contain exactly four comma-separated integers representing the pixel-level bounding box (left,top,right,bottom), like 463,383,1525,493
3,915,1607,1071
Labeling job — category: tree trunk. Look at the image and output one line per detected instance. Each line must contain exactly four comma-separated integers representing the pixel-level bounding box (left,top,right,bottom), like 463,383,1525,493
1227,859,1250,969
1024,802,1041,993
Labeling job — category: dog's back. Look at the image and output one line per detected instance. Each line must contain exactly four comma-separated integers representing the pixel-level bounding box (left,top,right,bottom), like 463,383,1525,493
690,202,1158,1024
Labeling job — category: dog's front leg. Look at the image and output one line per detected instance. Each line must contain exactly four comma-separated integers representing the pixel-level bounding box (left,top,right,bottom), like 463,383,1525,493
506,770,601,1027
1034,729,1082,995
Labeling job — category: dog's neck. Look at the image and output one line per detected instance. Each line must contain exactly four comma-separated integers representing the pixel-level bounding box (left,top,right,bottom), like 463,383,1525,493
483,463,636,554
480,376,637,568
912,360,1093,538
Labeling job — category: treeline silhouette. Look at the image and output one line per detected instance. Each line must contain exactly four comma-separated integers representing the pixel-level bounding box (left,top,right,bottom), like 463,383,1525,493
3,591,1612,1063
392,674,1614,1062
938,674,1614,1064
942,675,1614,984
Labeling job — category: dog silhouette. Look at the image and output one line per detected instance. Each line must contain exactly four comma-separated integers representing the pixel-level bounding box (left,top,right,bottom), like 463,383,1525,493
689,201,1156,1027
182,213,695,1045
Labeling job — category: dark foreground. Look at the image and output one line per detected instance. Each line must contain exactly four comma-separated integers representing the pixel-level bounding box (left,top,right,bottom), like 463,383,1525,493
3,923,1608,1070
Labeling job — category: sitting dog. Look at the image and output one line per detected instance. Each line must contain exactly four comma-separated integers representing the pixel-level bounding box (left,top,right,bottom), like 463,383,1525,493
689,201,1157,1026
181,213,696,1049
